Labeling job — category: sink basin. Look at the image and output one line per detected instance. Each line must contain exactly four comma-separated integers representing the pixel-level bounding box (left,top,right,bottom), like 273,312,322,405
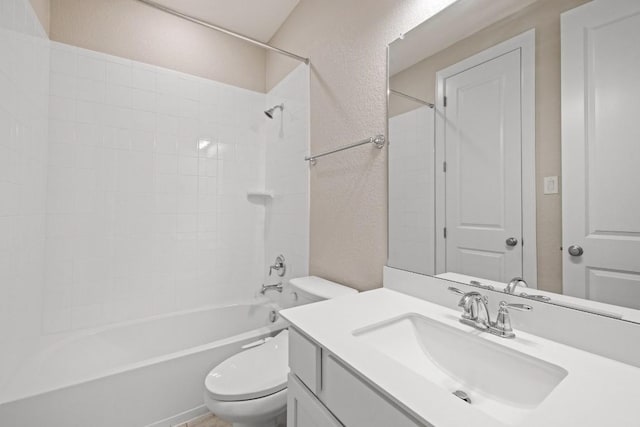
353,314,567,425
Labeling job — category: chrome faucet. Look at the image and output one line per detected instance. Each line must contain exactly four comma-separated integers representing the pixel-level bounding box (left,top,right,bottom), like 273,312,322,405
260,282,283,295
269,254,286,277
449,287,532,338
493,301,532,338
504,277,551,301
504,277,527,294
450,288,490,331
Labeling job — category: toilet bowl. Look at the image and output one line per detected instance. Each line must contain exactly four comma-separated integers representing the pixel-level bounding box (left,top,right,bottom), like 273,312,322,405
204,276,357,426
204,330,289,427
204,389,287,427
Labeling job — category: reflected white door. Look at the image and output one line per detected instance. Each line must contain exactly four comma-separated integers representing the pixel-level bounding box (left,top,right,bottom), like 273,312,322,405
562,0,640,309
443,49,523,282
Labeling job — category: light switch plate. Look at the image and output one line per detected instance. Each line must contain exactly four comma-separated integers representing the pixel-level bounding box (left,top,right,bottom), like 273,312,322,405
544,176,559,194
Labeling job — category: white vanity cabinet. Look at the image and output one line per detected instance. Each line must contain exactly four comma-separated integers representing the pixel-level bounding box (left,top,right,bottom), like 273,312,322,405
287,373,342,427
287,327,426,427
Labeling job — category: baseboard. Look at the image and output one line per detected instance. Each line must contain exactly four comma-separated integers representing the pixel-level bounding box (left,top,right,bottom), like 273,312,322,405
145,405,210,427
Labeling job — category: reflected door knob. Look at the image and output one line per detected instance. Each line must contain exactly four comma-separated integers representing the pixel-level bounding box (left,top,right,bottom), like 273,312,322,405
506,237,518,247
568,245,584,257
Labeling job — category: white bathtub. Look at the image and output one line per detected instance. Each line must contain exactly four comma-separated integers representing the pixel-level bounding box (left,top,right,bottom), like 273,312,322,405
0,302,286,427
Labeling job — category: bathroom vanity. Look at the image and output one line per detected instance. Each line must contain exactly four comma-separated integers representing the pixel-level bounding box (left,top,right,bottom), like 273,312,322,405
280,289,640,426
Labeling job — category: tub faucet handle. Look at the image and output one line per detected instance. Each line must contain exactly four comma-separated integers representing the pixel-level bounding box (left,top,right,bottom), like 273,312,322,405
269,254,286,277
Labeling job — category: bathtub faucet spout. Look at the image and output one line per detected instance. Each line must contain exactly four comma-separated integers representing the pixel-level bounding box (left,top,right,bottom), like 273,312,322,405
260,282,283,295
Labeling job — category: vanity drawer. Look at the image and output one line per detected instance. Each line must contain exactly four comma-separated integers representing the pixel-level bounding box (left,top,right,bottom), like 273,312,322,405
289,327,321,393
321,353,426,427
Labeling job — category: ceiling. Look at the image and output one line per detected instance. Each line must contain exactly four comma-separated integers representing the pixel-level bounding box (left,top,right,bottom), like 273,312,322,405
151,0,300,42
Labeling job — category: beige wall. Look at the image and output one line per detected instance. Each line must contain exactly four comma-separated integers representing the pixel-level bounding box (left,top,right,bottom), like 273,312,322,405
29,0,50,34
38,0,587,292
49,0,266,92
265,0,457,291
389,0,590,293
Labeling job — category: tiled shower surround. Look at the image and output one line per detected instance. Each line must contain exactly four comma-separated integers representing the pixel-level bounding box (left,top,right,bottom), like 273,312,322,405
265,65,310,287
0,0,50,345
388,106,434,276
44,42,270,332
0,0,309,344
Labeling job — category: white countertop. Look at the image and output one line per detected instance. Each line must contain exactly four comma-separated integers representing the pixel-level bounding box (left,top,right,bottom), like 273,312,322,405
280,289,640,427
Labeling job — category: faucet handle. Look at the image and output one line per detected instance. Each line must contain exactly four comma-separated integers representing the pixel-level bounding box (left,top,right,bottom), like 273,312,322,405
491,301,532,339
519,292,551,302
471,280,495,291
269,254,286,277
502,302,533,311
448,287,465,296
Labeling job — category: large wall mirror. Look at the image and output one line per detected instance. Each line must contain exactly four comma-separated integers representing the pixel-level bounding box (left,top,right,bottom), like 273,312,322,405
387,0,640,322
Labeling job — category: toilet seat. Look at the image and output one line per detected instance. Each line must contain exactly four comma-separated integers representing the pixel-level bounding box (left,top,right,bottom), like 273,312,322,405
205,330,289,402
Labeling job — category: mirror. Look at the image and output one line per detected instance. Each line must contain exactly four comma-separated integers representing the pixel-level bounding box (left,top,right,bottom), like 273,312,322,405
387,0,640,322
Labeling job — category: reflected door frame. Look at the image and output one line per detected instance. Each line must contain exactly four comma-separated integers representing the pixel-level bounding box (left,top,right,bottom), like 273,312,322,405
434,29,537,287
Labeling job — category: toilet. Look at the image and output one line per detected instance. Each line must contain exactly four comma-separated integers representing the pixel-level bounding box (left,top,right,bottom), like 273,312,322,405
204,276,357,427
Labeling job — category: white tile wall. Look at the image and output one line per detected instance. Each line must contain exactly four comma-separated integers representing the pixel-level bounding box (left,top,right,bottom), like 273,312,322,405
264,65,310,289
388,106,435,275
0,0,50,347
0,2,310,341
42,42,269,333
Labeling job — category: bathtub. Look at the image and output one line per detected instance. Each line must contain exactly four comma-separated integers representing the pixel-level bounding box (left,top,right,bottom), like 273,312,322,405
0,302,287,427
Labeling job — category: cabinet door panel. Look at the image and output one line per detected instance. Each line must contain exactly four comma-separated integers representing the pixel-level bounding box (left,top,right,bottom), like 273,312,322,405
288,374,342,427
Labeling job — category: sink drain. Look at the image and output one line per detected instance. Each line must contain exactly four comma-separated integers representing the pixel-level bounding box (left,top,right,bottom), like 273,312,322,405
453,390,472,404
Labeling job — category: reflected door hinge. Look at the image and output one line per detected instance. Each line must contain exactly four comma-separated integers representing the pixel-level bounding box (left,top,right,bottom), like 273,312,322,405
443,161,447,172
444,227,447,239
443,96,447,107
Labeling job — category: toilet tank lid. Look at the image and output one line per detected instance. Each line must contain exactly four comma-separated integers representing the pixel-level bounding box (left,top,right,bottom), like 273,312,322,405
289,276,358,299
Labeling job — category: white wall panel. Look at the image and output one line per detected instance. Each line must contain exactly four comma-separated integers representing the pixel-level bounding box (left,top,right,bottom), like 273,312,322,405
0,0,50,381
264,64,310,294
42,42,269,333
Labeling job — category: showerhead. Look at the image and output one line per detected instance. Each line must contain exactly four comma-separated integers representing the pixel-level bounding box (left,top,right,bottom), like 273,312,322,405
264,103,284,119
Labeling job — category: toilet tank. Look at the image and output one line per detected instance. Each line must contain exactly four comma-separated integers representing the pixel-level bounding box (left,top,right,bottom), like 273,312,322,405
289,276,357,304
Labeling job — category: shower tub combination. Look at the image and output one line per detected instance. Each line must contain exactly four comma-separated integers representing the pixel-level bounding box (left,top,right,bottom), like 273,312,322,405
0,302,286,427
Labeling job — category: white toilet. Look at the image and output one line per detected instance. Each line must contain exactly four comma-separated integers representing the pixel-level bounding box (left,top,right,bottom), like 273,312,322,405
204,276,357,427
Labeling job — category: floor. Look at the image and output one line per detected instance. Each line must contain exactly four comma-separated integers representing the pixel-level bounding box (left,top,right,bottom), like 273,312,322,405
176,413,231,427
178,412,287,427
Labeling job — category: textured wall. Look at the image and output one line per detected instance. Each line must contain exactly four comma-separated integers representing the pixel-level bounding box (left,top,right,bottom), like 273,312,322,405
389,0,590,293
49,0,266,92
28,0,49,34
265,0,456,290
